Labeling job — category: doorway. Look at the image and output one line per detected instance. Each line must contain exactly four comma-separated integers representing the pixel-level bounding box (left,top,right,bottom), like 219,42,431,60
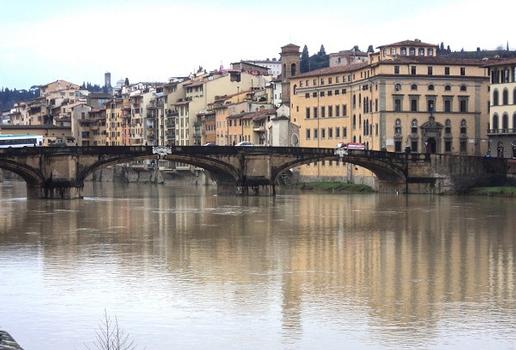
426,137,437,154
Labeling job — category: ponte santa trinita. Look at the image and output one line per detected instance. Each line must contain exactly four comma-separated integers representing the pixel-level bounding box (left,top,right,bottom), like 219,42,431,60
1,1,516,349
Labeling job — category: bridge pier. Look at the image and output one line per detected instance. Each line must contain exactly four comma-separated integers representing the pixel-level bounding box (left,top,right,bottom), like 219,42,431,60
26,182,83,199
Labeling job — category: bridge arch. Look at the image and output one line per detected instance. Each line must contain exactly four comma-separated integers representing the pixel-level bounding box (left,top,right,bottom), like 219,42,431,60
76,153,240,185
0,159,44,185
271,152,407,184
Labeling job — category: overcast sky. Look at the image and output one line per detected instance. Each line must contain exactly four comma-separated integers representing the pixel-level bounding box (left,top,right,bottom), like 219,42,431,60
0,0,514,89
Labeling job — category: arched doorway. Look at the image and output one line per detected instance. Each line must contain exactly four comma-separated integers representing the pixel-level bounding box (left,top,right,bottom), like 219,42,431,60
426,137,437,154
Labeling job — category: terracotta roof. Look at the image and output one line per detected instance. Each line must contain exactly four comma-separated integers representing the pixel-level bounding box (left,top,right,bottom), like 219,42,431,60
184,80,204,88
296,62,369,78
377,40,437,49
483,57,516,67
281,43,300,49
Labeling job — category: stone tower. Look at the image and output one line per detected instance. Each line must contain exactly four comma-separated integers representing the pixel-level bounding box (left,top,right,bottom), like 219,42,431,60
280,44,300,106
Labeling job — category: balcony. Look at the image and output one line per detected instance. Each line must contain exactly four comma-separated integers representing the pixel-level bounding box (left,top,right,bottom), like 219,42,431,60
488,128,516,135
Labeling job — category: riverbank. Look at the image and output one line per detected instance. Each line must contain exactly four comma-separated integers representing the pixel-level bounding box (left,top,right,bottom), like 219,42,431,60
284,181,375,193
468,186,516,197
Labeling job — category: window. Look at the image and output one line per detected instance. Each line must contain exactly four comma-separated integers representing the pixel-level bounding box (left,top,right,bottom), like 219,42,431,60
445,140,452,152
459,98,468,113
428,66,433,75
321,106,326,118
411,140,418,152
321,78,325,85
411,84,418,91
306,107,310,119
428,48,434,56
445,119,452,134
352,115,356,129
395,120,402,136
502,88,509,105
305,128,311,139
445,67,450,75
394,65,400,74
493,89,499,106
312,92,317,98
305,93,310,98
411,66,417,75
444,99,452,112
394,97,402,112
411,119,418,134
320,91,325,97
328,90,333,96
343,127,347,137
502,113,509,130
314,128,318,139
460,67,466,76
418,48,425,56
335,90,340,95
460,119,467,134
460,85,467,92
410,98,418,112
394,83,402,91
329,127,333,138
401,47,407,55
343,105,347,116
492,114,499,130
409,47,415,55
328,78,332,84
336,127,340,138
313,107,318,118
328,106,333,117
445,85,451,91
336,105,340,116
428,84,434,91
321,128,326,138
460,139,467,153
427,98,435,112
291,63,296,76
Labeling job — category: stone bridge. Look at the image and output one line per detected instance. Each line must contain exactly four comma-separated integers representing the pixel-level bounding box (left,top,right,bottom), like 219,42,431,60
0,146,509,199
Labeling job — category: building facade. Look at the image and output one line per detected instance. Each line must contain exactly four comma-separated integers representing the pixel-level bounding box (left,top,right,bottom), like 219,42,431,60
290,39,490,182
486,58,516,158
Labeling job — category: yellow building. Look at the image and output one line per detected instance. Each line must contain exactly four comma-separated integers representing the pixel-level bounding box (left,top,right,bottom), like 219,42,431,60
290,39,490,183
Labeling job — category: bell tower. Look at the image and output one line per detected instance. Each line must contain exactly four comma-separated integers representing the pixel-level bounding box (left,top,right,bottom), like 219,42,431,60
280,44,300,106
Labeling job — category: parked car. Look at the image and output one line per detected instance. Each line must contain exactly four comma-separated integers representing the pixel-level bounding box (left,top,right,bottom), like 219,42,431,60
236,141,254,146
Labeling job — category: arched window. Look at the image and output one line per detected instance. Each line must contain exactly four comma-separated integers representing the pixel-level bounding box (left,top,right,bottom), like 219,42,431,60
428,84,434,91
411,84,418,91
492,114,499,131
460,119,467,134
445,85,451,91
493,89,499,106
290,63,296,77
502,88,509,105
411,119,418,134
502,113,509,130
460,85,467,92
445,119,451,134
394,118,402,134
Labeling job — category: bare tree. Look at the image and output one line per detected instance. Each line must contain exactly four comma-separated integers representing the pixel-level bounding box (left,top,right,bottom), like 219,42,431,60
85,310,137,350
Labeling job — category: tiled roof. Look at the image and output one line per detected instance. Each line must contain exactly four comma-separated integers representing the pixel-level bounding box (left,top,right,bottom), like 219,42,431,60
377,40,437,48
483,57,516,67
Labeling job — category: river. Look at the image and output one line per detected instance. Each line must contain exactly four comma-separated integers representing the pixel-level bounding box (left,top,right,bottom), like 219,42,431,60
0,181,515,350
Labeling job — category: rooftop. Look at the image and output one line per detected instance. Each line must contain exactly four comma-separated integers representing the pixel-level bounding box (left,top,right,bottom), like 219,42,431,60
377,39,438,49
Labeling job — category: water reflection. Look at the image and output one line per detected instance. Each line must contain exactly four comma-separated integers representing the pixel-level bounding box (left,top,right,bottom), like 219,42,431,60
0,181,515,349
